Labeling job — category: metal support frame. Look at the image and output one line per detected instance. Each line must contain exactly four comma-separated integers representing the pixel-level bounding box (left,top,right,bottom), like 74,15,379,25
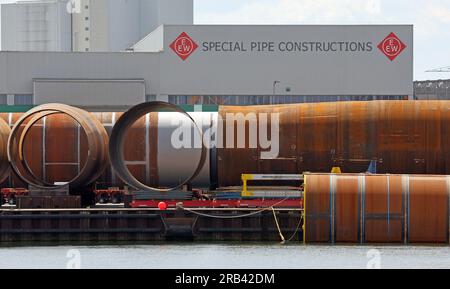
241,174,303,197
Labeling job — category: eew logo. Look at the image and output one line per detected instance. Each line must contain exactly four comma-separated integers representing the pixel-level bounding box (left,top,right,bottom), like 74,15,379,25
377,32,406,61
169,32,198,61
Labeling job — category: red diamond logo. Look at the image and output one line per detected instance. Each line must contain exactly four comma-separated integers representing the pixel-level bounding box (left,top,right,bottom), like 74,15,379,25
377,32,406,61
169,32,198,61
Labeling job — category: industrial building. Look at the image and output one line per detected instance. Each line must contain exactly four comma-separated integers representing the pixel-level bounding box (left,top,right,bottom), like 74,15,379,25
1,0,71,51
0,24,413,109
414,79,450,100
0,2,447,106
1,0,193,52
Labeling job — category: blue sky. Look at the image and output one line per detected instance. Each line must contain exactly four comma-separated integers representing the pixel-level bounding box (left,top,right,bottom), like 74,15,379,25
0,0,448,80
194,0,450,80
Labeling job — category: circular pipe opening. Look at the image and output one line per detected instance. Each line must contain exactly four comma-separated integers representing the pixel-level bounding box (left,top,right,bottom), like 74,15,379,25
7,104,109,190
109,101,207,192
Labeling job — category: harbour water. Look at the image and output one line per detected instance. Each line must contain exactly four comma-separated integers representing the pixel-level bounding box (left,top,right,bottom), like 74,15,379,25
0,244,449,269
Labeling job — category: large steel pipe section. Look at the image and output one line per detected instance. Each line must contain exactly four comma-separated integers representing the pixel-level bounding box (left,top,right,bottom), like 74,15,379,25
109,101,208,191
2,100,450,189
7,104,109,189
217,100,450,186
0,117,11,183
304,173,450,244
156,111,217,188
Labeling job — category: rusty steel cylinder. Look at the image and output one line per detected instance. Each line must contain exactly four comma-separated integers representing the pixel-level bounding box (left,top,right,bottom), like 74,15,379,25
7,104,109,190
0,100,450,189
0,117,11,183
304,173,450,244
217,100,450,186
109,101,207,191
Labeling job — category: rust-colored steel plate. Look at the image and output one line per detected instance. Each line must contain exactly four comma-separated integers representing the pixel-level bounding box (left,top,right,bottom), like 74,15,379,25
123,116,146,162
334,176,359,243
45,114,79,163
304,174,331,243
44,115,79,183
217,106,262,187
126,164,147,184
408,176,449,243
364,175,404,243
45,165,79,184
149,112,159,187
298,103,337,173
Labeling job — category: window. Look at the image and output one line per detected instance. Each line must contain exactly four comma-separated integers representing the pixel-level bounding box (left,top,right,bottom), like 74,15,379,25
85,27,89,31
167,95,405,106
14,94,33,105
0,95,6,105
85,17,89,20
85,5,89,9
85,48,89,52
145,95,156,102
85,37,89,41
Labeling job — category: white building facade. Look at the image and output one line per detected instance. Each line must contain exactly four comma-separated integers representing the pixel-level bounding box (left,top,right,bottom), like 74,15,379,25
1,0,194,52
1,0,72,51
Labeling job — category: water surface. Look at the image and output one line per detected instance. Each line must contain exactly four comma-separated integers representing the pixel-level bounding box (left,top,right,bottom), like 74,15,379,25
0,244,448,269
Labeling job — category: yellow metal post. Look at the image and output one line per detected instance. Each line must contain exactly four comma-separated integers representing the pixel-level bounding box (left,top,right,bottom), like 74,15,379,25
331,167,342,174
241,174,253,197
